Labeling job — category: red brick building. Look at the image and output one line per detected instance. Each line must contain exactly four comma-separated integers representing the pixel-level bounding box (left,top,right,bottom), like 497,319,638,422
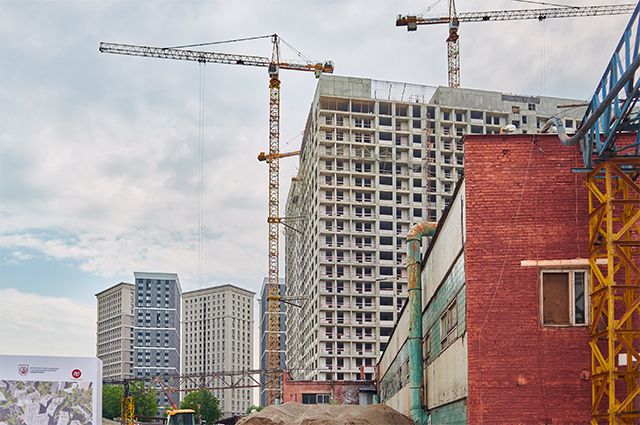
378,134,597,423
282,372,376,405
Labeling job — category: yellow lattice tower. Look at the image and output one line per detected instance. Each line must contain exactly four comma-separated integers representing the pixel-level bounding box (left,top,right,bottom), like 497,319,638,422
588,157,640,424
266,38,282,405
121,395,135,425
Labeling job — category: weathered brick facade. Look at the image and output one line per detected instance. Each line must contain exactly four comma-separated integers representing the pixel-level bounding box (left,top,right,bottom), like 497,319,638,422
282,373,375,405
464,134,591,424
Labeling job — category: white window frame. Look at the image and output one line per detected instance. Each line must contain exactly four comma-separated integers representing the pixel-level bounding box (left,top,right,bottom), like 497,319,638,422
439,300,458,349
540,269,588,326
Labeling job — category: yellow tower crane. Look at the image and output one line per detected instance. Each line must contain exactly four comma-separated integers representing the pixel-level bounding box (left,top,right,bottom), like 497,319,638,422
100,35,334,405
396,1,635,88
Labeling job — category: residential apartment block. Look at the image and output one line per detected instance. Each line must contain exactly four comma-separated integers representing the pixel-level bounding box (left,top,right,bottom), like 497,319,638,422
133,272,181,405
285,75,583,382
95,282,134,381
259,277,286,406
182,284,254,418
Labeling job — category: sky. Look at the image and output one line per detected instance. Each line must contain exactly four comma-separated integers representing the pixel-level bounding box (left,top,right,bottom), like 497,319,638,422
0,0,631,360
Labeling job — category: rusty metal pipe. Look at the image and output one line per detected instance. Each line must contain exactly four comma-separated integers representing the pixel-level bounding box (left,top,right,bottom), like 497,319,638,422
406,220,437,425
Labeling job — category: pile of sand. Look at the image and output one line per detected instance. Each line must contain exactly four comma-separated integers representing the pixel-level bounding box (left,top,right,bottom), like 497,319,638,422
237,402,413,425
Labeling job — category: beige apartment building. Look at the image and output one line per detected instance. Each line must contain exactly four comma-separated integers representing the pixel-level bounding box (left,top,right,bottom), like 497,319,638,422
96,282,135,381
182,284,255,418
284,75,584,382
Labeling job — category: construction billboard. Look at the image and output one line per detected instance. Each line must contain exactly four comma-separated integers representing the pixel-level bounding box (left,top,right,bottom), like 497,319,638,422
0,355,102,425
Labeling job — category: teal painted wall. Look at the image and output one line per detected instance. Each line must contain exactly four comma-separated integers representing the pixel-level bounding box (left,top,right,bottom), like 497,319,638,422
429,399,467,425
380,251,467,404
379,341,409,401
422,252,466,364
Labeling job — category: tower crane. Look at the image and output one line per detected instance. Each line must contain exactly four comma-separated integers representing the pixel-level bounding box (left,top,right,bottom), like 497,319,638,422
396,2,635,88
536,3,640,422
99,35,334,405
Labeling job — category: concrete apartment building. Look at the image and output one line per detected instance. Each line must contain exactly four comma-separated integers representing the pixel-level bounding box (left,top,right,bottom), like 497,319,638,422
182,284,254,418
95,282,134,381
259,277,286,406
133,272,181,405
377,134,610,423
284,75,583,382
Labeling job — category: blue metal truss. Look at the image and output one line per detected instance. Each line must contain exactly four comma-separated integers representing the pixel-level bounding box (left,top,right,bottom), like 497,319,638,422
577,1,640,170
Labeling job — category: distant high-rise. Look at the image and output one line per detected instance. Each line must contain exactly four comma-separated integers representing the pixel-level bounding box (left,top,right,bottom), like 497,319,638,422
258,277,285,407
285,75,584,382
133,272,181,405
182,284,254,418
95,282,134,381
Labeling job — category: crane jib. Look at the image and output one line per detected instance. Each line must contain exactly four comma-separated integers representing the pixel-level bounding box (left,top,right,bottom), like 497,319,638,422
99,42,333,74
397,4,636,26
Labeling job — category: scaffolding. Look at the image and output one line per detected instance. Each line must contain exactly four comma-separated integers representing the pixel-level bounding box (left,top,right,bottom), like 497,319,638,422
588,158,640,424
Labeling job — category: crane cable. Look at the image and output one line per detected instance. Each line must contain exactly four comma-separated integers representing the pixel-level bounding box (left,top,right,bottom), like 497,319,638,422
197,63,205,289
168,34,320,67
510,0,579,8
167,34,274,50
540,18,546,95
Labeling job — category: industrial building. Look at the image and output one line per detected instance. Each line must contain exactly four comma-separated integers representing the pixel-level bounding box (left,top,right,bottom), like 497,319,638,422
281,372,375,405
258,277,286,407
284,75,584,382
95,282,134,381
377,133,603,423
133,271,182,405
182,284,255,418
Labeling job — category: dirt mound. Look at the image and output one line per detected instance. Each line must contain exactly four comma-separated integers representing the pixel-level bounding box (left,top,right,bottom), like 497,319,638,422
237,402,413,425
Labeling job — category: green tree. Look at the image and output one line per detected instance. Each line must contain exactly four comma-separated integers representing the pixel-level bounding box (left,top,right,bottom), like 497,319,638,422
245,405,263,414
102,384,124,419
130,382,159,418
181,390,221,424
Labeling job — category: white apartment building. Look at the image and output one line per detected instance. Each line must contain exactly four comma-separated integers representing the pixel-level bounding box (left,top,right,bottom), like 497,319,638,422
95,282,134,381
285,75,584,381
182,284,255,418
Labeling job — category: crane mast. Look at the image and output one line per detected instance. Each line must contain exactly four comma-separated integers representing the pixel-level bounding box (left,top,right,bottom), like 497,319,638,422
446,0,460,87
266,36,282,406
397,2,635,88
100,35,333,406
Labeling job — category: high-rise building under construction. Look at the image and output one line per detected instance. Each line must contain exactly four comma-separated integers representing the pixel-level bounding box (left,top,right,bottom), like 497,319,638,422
284,75,584,381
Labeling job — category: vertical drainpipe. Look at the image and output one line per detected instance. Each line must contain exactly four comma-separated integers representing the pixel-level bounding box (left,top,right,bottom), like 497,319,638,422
407,220,437,425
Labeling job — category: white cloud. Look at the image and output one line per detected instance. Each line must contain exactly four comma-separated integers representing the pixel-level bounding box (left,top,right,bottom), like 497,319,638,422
0,0,633,301
0,289,96,357
5,251,33,263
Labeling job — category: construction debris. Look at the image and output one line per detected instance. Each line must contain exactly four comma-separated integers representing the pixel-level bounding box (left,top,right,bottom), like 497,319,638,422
237,402,413,425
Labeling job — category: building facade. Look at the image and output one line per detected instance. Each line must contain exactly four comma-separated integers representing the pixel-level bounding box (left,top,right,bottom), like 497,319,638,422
285,75,584,382
95,282,134,381
282,372,375,406
259,277,286,406
133,272,181,405
377,134,607,423
182,284,254,418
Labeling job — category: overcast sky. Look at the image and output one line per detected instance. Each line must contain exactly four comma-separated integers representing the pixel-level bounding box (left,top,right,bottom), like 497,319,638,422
0,0,631,360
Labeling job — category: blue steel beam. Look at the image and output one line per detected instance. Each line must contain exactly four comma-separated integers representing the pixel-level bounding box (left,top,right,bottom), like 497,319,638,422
576,2,640,170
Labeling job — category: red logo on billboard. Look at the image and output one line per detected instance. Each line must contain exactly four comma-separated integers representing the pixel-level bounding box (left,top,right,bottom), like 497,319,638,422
71,369,82,379
18,364,29,376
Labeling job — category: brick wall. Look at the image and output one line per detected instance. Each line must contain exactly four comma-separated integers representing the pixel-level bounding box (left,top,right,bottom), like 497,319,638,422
282,373,374,405
464,134,591,424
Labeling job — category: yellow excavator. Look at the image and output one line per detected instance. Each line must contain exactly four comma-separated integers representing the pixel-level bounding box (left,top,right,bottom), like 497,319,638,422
117,379,195,425
157,379,196,425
